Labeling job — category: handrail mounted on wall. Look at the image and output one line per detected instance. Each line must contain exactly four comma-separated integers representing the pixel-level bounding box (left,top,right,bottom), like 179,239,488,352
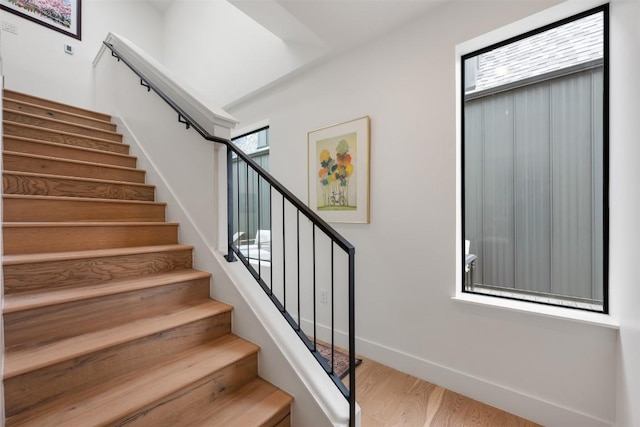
103,39,357,426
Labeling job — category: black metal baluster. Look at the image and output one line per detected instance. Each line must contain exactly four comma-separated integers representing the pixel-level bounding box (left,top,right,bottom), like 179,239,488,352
349,248,356,427
296,211,301,331
235,154,241,261
313,226,317,352
269,185,273,295
257,174,262,280
282,197,286,312
245,162,250,262
331,243,335,374
225,146,235,262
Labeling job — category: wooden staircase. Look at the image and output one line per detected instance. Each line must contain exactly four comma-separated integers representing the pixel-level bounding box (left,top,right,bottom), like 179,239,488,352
1,90,293,426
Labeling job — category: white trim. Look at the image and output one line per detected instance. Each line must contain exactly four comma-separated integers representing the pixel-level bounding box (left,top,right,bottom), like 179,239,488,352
94,32,239,138
452,293,619,330
454,0,611,323
301,316,613,427
354,335,613,427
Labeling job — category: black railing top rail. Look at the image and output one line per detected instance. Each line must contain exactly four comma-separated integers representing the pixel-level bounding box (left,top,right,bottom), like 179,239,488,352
104,40,354,256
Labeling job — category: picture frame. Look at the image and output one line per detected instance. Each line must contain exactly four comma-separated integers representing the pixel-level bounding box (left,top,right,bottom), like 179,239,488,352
308,116,370,224
1,0,81,40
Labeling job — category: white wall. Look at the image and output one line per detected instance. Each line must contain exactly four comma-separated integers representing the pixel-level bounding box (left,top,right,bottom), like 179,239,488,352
226,1,632,426
161,0,327,107
610,0,640,426
0,0,163,110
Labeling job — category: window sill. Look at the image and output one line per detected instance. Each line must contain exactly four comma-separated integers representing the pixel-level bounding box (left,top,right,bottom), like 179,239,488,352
452,291,619,330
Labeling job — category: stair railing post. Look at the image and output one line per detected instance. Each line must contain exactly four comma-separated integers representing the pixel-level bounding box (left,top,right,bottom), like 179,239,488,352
225,145,236,262
349,248,356,427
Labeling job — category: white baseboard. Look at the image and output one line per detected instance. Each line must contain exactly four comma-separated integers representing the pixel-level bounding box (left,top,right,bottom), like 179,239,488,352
301,318,612,427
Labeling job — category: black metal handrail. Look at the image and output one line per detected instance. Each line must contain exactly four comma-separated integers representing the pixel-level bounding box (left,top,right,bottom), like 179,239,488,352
104,41,356,426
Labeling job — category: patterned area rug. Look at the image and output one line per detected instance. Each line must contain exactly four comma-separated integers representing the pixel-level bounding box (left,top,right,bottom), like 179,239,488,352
316,342,362,379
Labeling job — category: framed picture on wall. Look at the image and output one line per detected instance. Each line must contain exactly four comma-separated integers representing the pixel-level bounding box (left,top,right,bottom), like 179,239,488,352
0,0,81,40
308,116,370,224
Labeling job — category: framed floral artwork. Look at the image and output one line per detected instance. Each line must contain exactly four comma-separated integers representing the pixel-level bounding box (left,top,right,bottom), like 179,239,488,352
308,116,370,224
1,0,81,40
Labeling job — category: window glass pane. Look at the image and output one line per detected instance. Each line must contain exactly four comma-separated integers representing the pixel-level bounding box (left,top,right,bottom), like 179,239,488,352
462,7,607,312
231,127,270,249
232,127,269,156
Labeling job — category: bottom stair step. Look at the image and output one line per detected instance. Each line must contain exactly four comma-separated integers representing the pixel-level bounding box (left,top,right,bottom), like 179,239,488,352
122,377,292,427
6,335,263,426
189,379,293,427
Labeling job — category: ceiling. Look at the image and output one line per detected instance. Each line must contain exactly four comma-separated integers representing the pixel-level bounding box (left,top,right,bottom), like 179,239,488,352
147,0,174,14
274,0,447,49
146,0,448,50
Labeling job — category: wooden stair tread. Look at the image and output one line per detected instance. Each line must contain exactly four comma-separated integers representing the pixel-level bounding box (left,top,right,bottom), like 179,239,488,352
6,335,259,427
3,171,156,201
2,244,193,266
3,244,195,295
190,379,293,427
3,119,123,143
3,193,166,222
4,299,233,378
3,170,154,188
3,121,128,154
3,193,165,206
3,222,180,254
4,269,211,313
3,150,141,173
3,221,178,228
4,135,136,162
4,109,123,141
3,98,117,130
3,89,112,122
3,150,145,183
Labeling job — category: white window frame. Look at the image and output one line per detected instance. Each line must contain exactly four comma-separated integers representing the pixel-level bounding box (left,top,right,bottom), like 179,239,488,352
453,0,616,328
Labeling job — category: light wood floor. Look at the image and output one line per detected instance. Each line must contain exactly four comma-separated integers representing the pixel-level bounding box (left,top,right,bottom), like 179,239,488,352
344,358,541,427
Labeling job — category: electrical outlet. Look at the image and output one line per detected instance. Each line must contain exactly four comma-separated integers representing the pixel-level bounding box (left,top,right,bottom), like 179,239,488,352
2,21,17,35
320,289,328,304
